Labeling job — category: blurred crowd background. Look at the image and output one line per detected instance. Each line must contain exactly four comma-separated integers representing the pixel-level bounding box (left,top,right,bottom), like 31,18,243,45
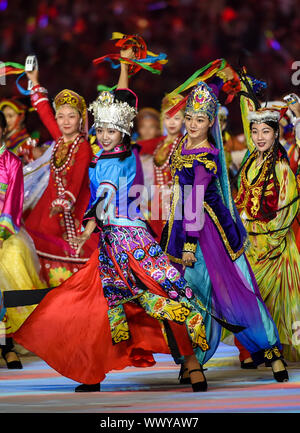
0,0,299,136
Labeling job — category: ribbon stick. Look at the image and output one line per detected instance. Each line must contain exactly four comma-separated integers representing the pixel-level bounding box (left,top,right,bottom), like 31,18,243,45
93,33,168,77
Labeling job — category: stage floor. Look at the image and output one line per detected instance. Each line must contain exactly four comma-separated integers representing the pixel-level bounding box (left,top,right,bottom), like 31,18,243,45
0,343,300,413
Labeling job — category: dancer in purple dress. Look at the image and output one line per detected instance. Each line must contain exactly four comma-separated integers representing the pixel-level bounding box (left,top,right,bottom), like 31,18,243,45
162,77,289,384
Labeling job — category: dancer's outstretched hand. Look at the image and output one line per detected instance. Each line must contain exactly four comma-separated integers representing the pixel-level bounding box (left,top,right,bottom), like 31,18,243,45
182,251,197,270
26,69,39,87
120,46,136,61
221,65,235,81
70,232,91,255
286,94,300,118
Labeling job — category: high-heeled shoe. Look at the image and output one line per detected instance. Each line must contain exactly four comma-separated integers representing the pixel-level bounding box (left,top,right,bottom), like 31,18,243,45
74,383,101,392
178,364,191,384
273,370,289,382
240,360,257,369
189,367,207,392
271,360,289,383
2,351,23,369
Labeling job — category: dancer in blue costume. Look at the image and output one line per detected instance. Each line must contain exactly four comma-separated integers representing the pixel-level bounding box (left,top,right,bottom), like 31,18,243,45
15,48,222,393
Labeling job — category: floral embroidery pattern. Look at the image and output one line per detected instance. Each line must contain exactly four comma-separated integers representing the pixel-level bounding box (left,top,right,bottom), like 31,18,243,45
98,226,209,351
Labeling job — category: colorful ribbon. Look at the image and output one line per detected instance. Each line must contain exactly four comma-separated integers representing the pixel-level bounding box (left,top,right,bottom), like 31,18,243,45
16,72,31,96
93,32,168,77
166,59,242,118
166,59,226,117
0,61,25,78
0,62,32,96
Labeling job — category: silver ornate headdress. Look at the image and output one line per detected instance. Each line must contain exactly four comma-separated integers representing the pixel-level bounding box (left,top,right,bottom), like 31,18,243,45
88,91,137,136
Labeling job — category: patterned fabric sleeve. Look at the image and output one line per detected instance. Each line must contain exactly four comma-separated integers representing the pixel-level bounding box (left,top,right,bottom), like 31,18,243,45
83,163,122,230
265,160,299,248
30,85,62,140
295,120,300,188
0,155,23,240
294,118,300,143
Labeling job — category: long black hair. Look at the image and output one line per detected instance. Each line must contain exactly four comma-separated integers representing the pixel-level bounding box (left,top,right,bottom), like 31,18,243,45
250,120,288,219
114,89,135,161
0,110,7,141
119,133,132,161
0,110,7,130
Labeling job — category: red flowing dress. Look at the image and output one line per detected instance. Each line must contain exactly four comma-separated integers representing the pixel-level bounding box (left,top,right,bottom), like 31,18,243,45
14,247,197,384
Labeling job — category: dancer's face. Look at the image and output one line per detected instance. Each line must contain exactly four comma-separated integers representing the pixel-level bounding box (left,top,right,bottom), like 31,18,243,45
2,106,23,133
138,117,160,141
96,127,122,152
251,122,276,153
218,114,228,132
184,113,213,141
164,112,184,136
56,105,81,138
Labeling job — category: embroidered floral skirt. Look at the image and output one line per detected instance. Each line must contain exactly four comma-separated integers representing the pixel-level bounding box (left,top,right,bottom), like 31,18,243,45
14,225,208,384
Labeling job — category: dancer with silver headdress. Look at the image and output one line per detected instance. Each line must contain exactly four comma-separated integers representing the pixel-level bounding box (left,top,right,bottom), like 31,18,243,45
14,48,218,393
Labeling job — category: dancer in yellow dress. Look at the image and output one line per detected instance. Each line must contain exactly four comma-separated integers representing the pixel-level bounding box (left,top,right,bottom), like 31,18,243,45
235,89,300,362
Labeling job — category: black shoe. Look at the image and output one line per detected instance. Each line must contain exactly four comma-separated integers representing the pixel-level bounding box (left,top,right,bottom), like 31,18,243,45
2,351,23,369
273,369,289,382
271,362,289,383
75,383,101,392
241,360,257,369
189,368,207,392
178,364,191,385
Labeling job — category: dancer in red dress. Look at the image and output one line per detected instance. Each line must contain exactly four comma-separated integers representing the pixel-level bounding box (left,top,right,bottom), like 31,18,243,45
149,94,184,241
23,67,97,287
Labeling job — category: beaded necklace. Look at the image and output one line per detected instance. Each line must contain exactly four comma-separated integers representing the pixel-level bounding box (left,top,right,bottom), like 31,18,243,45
154,135,181,186
50,134,81,172
50,134,82,258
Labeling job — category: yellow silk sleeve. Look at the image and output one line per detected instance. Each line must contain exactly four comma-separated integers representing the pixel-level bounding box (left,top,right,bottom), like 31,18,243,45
240,82,256,154
266,160,299,247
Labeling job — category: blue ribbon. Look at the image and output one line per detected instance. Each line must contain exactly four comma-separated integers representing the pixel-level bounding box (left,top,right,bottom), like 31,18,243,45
16,72,31,96
138,52,167,63
102,52,167,69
